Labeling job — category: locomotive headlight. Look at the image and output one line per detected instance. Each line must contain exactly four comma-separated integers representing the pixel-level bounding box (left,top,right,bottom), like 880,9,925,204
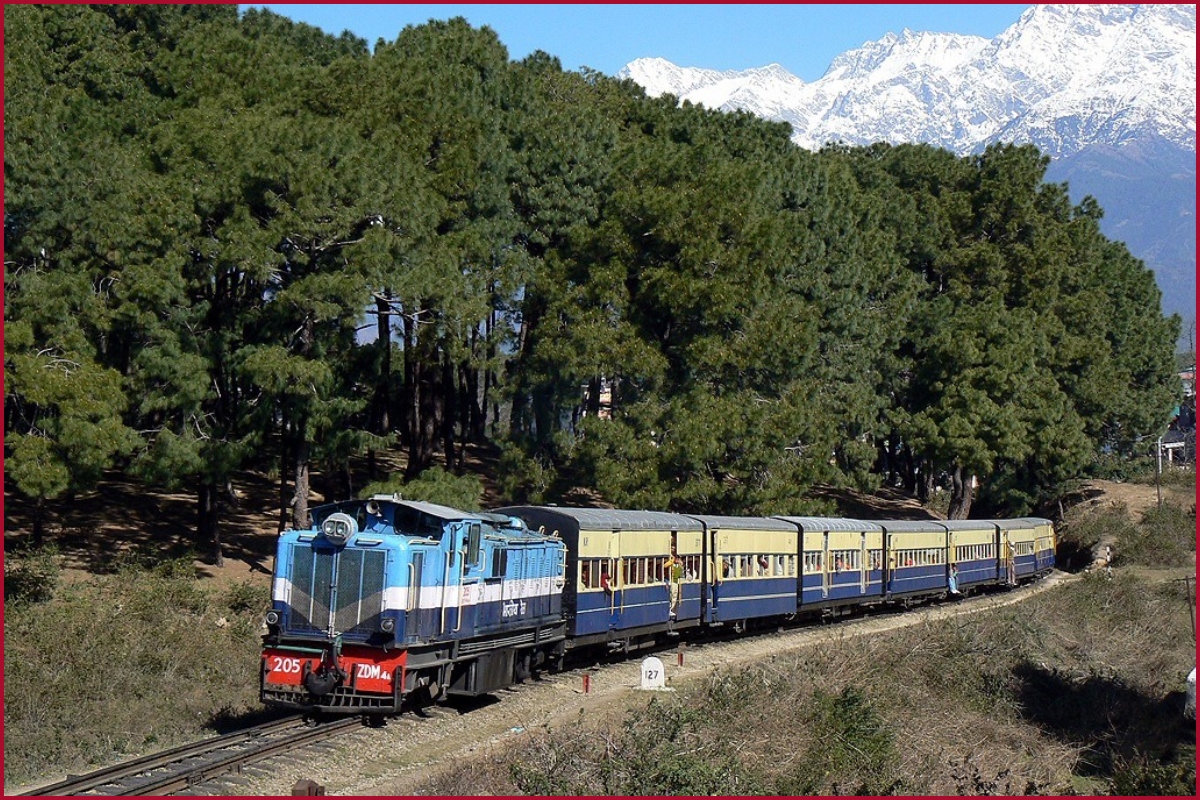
265,610,281,626
380,617,396,633
320,512,358,546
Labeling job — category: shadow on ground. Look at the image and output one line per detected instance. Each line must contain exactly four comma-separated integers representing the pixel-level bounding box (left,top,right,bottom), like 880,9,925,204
1013,660,1195,779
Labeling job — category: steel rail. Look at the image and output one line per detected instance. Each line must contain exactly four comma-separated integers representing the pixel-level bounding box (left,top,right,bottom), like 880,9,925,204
17,715,360,796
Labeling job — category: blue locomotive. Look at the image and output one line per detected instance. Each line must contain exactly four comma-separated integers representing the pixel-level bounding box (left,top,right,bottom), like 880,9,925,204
262,500,1055,713
260,496,567,713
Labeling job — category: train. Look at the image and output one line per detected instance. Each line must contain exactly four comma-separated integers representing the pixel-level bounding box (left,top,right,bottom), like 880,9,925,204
260,495,1056,715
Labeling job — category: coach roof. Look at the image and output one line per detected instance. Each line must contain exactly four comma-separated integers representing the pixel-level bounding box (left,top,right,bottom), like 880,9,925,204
500,506,704,531
687,514,798,531
773,516,884,532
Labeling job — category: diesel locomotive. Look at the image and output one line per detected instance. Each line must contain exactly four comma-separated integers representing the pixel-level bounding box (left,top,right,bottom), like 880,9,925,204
260,497,568,713
260,496,1055,714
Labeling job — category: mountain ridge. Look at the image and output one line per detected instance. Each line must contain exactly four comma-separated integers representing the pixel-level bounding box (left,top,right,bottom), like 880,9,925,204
618,4,1195,325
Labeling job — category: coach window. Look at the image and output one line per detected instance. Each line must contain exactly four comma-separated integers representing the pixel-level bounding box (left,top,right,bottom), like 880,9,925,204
580,560,593,590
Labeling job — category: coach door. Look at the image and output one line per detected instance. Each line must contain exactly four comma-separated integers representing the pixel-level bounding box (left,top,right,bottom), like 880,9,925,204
607,530,623,629
821,532,831,598
706,527,723,622
885,532,896,595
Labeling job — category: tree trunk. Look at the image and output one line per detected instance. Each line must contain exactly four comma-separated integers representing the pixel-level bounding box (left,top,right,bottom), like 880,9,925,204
342,459,353,501
918,459,935,505
400,311,416,449
198,482,223,567
407,356,437,480
293,436,311,532
32,495,46,548
278,430,292,533
442,357,457,471
946,465,975,520
376,294,392,435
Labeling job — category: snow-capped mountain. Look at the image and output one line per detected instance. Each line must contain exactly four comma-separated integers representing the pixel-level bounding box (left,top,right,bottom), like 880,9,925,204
619,4,1194,157
619,5,1196,325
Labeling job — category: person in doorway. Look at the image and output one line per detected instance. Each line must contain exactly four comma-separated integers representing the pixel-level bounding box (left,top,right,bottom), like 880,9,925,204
665,550,684,617
711,556,728,611
948,563,961,595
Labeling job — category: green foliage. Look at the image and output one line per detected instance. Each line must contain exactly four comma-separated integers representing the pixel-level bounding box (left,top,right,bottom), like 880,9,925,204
4,5,1182,528
3,545,62,605
774,686,907,796
360,466,483,511
1108,746,1196,796
1119,503,1197,567
508,697,760,796
496,441,560,505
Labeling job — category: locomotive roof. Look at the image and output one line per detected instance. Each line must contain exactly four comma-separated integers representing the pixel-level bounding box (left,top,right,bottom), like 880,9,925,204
373,497,481,522
497,506,704,532
773,516,884,532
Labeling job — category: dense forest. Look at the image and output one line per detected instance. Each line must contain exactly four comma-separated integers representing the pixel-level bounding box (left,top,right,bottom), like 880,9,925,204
4,6,1182,564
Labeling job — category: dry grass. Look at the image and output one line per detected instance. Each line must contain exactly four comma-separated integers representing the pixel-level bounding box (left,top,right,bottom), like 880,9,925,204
412,566,1195,796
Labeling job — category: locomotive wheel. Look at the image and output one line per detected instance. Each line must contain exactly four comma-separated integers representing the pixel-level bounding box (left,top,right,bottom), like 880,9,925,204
514,652,532,683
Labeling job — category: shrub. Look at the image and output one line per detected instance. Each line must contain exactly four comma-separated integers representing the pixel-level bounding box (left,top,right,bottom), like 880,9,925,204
360,466,482,511
774,685,907,796
1119,503,1197,567
1109,746,1196,796
4,545,61,604
506,698,760,796
3,568,264,787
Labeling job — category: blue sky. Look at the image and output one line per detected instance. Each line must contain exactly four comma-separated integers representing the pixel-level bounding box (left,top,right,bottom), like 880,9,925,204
240,4,1032,81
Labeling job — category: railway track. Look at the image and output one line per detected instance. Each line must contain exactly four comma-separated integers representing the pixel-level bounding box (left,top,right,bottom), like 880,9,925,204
17,715,363,796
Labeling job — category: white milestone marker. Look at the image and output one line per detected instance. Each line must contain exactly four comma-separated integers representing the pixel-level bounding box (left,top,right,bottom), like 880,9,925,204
640,656,666,690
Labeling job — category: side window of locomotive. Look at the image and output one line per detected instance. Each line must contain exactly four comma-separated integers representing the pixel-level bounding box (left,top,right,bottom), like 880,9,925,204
492,547,508,577
467,523,482,566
